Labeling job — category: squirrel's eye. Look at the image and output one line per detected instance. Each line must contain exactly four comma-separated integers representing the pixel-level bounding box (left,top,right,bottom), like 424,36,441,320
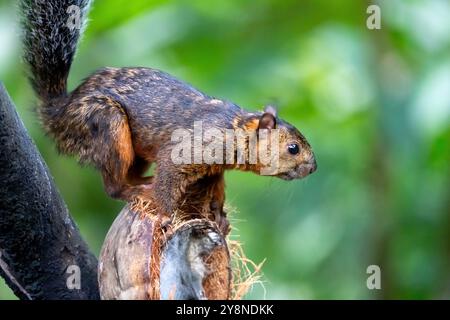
288,143,299,155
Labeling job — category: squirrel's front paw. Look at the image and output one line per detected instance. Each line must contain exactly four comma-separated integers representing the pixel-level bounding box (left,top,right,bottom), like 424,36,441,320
210,201,230,235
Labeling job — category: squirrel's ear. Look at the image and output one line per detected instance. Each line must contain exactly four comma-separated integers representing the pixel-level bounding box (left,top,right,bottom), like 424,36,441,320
264,105,277,117
258,105,277,130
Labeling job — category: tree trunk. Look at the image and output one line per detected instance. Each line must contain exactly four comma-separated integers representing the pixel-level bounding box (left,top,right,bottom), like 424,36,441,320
0,83,99,300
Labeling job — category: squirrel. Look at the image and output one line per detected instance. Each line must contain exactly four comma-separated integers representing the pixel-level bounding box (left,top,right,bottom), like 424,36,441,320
21,0,317,227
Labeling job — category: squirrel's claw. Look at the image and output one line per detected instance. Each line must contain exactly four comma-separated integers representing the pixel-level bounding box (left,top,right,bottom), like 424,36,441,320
160,213,174,232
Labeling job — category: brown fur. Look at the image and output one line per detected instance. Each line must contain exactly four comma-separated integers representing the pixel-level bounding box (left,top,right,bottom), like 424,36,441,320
37,67,316,224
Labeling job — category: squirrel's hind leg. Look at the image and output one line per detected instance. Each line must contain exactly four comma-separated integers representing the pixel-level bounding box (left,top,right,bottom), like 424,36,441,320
89,106,153,202
100,156,154,202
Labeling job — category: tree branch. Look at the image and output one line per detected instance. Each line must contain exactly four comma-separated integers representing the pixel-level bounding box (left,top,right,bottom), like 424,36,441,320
0,83,99,300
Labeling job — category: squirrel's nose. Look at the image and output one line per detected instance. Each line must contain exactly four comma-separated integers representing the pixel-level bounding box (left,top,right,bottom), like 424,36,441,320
308,155,317,174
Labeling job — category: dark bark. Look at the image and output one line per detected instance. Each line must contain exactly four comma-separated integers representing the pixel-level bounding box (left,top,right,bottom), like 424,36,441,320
0,83,99,300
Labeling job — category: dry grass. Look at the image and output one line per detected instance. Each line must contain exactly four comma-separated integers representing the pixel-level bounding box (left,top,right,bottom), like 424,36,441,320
228,240,265,300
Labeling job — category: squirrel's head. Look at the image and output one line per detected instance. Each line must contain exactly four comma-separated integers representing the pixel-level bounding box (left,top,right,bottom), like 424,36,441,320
251,105,317,180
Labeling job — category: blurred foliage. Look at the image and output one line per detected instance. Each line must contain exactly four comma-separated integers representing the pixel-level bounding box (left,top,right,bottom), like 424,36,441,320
0,0,449,299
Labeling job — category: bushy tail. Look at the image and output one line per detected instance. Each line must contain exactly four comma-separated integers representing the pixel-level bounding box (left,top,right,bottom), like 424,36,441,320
20,0,91,102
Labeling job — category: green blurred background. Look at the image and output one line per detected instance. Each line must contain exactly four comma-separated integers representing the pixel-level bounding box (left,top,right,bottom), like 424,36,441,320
0,0,449,299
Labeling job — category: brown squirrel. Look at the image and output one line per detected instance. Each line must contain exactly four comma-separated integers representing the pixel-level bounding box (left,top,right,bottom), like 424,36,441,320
21,0,317,227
